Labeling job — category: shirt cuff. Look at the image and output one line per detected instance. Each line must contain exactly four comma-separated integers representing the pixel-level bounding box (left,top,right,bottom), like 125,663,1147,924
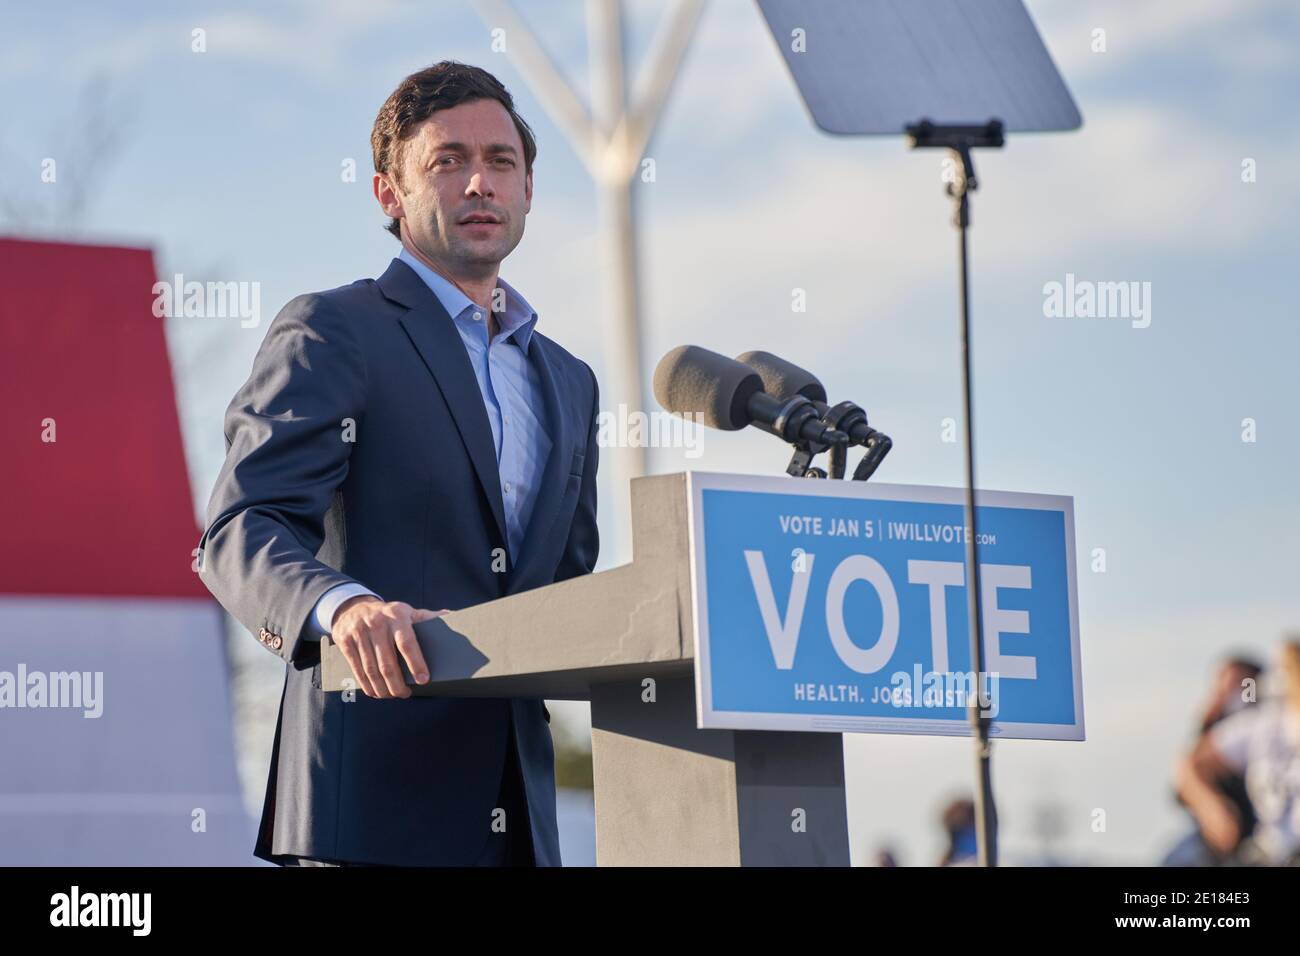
307,583,380,639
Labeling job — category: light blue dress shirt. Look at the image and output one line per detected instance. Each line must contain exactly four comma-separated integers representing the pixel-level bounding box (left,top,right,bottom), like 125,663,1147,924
307,247,552,638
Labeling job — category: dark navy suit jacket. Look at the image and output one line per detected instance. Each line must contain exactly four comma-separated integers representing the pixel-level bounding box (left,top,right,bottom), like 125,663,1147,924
198,257,599,866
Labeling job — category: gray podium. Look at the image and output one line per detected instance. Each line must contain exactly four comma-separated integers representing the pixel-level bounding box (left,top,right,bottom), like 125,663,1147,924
321,473,850,866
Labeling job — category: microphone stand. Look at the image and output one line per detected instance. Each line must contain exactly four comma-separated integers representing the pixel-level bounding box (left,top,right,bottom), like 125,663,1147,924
806,400,895,481
850,435,893,482
782,404,894,481
784,435,838,479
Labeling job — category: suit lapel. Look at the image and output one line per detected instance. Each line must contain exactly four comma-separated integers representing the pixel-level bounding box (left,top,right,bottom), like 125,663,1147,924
379,258,509,552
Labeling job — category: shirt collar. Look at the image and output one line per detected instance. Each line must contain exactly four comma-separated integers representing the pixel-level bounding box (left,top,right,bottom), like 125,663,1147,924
397,246,538,353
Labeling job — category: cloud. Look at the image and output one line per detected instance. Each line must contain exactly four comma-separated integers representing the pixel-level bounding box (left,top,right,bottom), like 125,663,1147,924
1030,0,1296,79
11,0,417,80
629,97,1298,396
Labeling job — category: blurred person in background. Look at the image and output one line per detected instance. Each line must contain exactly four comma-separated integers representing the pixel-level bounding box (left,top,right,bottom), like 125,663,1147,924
873,846,900,867
938,797,979,866
1177,638,1300,865
1163,654,1263,865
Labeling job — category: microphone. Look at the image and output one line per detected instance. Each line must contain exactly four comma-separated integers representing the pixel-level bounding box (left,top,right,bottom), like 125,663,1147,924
734,349,827,404
735,350,878,449
653,345,847,447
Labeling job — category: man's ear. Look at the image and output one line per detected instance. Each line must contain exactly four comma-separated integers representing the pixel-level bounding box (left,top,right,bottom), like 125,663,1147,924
524,168,532,214
374,172,404,221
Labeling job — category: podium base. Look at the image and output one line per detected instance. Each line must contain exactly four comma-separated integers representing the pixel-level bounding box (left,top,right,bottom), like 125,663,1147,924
590,675,850,866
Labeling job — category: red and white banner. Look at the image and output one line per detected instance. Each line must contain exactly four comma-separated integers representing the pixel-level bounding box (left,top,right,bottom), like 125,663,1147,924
0,237,250,864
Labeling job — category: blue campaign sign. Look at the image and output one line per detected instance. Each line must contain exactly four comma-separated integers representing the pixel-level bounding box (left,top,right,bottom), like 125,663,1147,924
686,472,1083,740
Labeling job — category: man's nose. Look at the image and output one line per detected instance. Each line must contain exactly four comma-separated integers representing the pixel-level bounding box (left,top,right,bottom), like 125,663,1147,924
466,169,495,198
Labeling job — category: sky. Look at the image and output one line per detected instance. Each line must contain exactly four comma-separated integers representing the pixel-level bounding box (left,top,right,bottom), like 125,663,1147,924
3,0,1299,865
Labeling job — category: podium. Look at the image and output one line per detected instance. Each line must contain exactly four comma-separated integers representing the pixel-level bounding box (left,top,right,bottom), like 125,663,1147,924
321,473,851,866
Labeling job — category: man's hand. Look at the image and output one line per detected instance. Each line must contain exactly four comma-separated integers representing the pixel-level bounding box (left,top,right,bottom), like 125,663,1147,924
331,596,448,699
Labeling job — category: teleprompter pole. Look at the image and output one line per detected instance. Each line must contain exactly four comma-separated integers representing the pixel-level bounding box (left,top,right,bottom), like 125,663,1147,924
906,119,1004,868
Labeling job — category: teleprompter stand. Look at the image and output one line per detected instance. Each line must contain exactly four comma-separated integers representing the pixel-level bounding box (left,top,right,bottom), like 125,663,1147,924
755,0,1083,867
905,117,1004,865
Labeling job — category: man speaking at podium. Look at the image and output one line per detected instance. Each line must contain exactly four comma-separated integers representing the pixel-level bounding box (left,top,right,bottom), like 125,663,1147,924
198,62,600,867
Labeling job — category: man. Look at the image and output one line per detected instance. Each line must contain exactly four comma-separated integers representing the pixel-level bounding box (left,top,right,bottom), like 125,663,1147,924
198,61,600,867
1163,655,1262,865
937,797,979,867
1178,639,1300,865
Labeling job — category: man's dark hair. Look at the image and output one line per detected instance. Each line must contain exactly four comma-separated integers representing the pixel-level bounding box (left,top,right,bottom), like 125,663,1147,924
371,60,537,240
1222,655,1263,678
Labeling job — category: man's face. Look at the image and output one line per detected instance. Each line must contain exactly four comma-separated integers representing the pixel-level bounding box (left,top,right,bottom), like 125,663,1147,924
1217,664,1254,710
377,98,531,273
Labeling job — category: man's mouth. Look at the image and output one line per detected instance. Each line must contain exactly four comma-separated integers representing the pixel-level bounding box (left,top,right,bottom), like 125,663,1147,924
459,214,502,226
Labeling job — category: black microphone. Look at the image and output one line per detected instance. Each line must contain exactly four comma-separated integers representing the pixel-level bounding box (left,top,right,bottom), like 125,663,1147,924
734,350,827,404
736,350,878,448
653,346,847,447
